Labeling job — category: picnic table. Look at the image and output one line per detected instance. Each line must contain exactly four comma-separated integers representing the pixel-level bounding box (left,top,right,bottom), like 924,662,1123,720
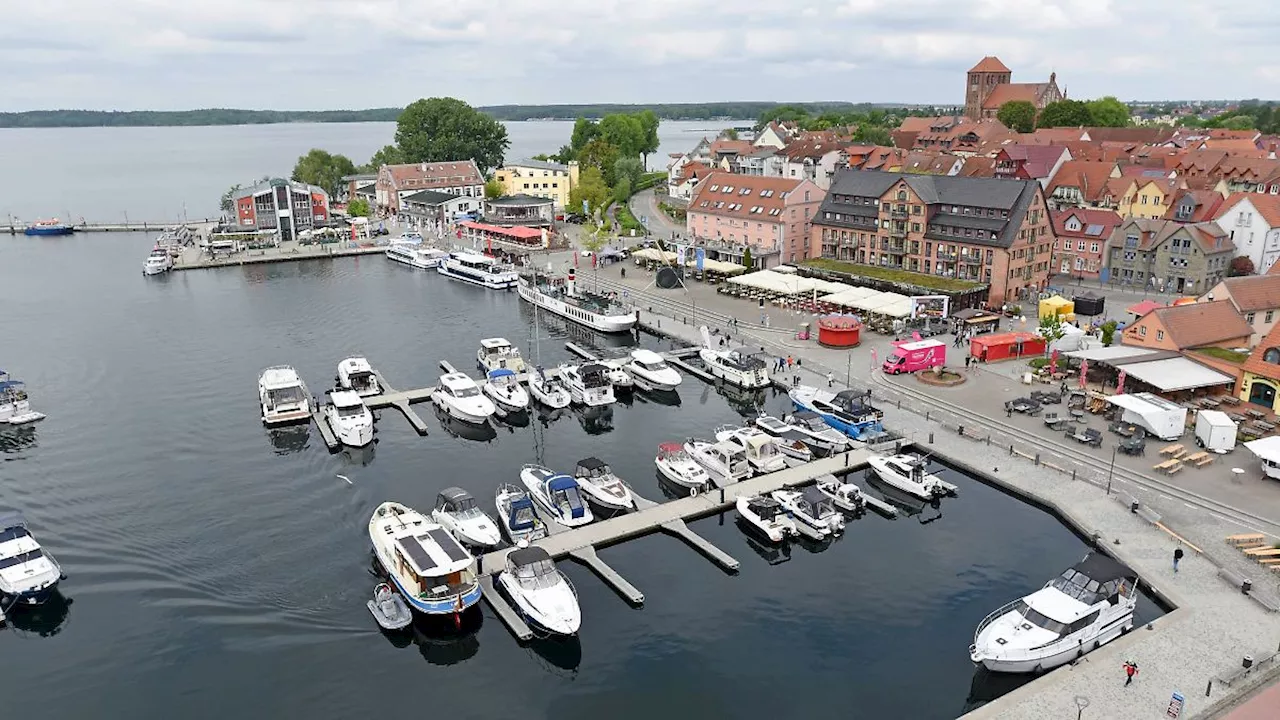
1109,422,1141,438
1221,396,1241,406
1160,443,1186,458
1247,409,1267,421
1228,412,1248,423
1070,408,1086,420
1184,451,1213,467
1153,458,1183,475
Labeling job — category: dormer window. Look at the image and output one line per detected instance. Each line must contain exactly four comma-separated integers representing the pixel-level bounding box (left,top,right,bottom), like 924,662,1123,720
1265,348,1280,365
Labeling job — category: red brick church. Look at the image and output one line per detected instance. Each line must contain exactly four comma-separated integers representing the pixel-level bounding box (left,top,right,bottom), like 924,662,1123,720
964,56,1064,121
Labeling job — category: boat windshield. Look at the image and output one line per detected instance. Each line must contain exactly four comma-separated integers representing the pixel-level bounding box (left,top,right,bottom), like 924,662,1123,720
638,360,668,372
509,505,538,530
337,405,366,418
1049,568,1122,606
1014,599,1101,636
268,387,304,405
452,386,480,398
514,559,560,589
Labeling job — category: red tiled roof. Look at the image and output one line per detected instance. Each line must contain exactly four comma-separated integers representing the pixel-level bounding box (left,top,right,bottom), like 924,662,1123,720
709,139,753,156
1126,300,1163,317
981,83,1051,110
459,221,541,239
1051,207,1123,238
689,172,821,223
1217,275,1280,312
1046,160,1119,203
781,131,853,161
1163,189,1226,223
969,56,1011,73
1242,322,1280,379
1144,301,1252,349
998,144,1067,178
956,156,996,177
381,160,483,191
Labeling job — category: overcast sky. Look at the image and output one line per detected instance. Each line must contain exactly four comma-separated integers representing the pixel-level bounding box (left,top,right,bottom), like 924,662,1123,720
3,0,1277,111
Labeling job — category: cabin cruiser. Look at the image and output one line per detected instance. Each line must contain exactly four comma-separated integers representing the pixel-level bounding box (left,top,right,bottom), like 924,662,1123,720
815,475,866,513
527,366,571,409
323,391,375,447
714,426,791,473
336,357,381,397
773,487,845,536
0,512,63,605
498,546,582,636
142,245,174,275
790,386,885,440
559,363,615,407
368,501,482,615
385,240,447,269
779,411,851,455
654,443,710,489
494,484,548,544
437,250,519,289
258,366,312,425
572,457,634,511
0,372,46,425
735,495,797,543
624,349,682,392
697,327,769,389
684,438,751,486
745,417,815,462
603,365,633,392
431,487,502,549
971,553,1139,674
517,273,638,333
432,372,495,424
482,369,529,412
520,464,594,528
867,453,957,500
477,338,527,374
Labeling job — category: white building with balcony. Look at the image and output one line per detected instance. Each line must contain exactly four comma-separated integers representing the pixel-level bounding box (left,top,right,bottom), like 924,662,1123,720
1215,193,1280,274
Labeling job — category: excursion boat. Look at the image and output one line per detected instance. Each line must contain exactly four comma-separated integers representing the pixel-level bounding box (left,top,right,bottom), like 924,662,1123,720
432,372,496,424
970,553,1139,674
789,386,885,441
477,337,527,374
142,245,174,275
431,487,502,549
0,372,46,425
559,363,615,407
772,487,845,536
494,484,548,544
520,464,593,528
527,366,571,409
0,511,63,606
385,240,447,269
368,501,482,616
654,442,710,489
498,546,582,636
867,453,957,500
735,495,797,543
516,274,638,333
323,391,374,447
779,411,851,455
437,251,518,289
483,369,529,412
24,219,74,236
258,366,312,425
572,457,634,511
336,357,381,397
624,349,682,392
697,327,769,389
714,425,792,473
815,475,866,513
683,438,751,486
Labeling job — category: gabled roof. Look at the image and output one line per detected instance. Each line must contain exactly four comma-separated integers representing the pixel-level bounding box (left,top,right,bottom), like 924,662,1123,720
1216,193,1280,227
969,56,1011,73
1163,189,1226,223
709,139,754,157
1051,207,1123,238
1046,160,1119,203
1141,301,1252,349
998,144,1068,178
1215,275,1280,312
690,172,819,222
781,131,852,161
1242,322,1280,379
981,83,1052,110
1114,217,1233,254
381,160,483,191
956,156,997,177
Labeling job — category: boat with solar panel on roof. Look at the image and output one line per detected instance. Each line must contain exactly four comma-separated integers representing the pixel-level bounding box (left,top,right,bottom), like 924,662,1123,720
368,501,482,615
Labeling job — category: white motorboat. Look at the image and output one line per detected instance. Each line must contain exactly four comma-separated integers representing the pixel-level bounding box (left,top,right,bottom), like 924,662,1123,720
494,484,548,545
624,349,682,392
714,426,790,474
735,495,797,543
368,501,482,616
385,240,447,269
683,438,751,486
142,245,174,275
868,454,957,500
437,250,519,289
815,475,866,513
772,487,845,536
477,337,527,374
431,487,502,549
560,363,615,407
432,372,495,424
780,411,851,456
520,464,594,527
366,582,413,631
971,553,1139,674
572,457,634,511
324,390,375,447
697,326,770,389
604,365,634,391
654,443,710,489
483,369,530,412
336,357,381,397
517,274,638,333
0,511,63,606
754,414,825,459
527,366,571,409
0,372,46,425
258,366,311,425
498,546,582,636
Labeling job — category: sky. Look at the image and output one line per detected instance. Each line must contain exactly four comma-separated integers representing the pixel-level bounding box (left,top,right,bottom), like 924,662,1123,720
3,0,1278,111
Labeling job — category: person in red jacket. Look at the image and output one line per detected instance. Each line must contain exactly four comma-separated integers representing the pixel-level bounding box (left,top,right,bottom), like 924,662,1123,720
1123,661,1139,686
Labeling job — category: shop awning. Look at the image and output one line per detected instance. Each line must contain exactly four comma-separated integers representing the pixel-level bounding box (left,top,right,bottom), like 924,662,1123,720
1064,346,1162,363
1111,357,1234,392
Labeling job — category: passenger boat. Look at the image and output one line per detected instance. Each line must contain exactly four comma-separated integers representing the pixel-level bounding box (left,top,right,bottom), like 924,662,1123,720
323,390,374,447
497,546,582,636
778,411,850,455
477,337,527,374
624,349,682,392
142,245,173,275
714,425,792,473
0,511,63,606
735,495,797,543
482,369,530,412
519,464,593,527
527,366,571,409
516,273,637,333
789,386,885,440
431,487,502,549
559,363,615,407
368,501,482,615
0,372,46,425
697,327,769,389
437,250,519,289
258,366,311,425
683,438,750,486
494,484,548,544
23,219,74,236
815,475,866,513
970,553,1139,674
385,240,447,269
432,372,495,424
654,442,710,489
867,453,957,500
572,457,634,510
772,487,845,536
336,357,381,397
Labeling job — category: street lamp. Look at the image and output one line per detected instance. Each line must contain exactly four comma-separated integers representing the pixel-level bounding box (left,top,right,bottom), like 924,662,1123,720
1106,447,1117,495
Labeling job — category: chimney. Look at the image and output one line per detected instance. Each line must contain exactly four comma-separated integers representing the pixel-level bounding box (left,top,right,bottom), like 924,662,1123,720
420,163,427,172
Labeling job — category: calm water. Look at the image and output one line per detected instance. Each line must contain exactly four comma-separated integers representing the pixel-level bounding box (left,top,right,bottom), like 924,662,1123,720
0,233,1161,719
0,120,729,223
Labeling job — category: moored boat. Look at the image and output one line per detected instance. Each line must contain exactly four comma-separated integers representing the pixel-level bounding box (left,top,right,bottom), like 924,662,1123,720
336,357,381,397
772,487,845,536
516,273,637,333
497,546,581,636
437,250,518,289
431,487,501,549
735,495,797,543
494,484,548,544
142,245,174,275
0,372,46,425
714,425,791,473
432,372,495,424
368,501,482,616
527,366,571,409
477,337,527,374
789,386,885,441
683,437,751,486
867,453,957,500
0,511,63,606
385,240,447,269
572,457,634,510
624,349,682,392
258,366,311,425
815,475,866,513
560,363,615,407
778,411,850,455
482,368,529,412
697,327,769,389
654,442,710,489
520,464,593,528
366,582,413,631
24,219,74,236
323,390,375,447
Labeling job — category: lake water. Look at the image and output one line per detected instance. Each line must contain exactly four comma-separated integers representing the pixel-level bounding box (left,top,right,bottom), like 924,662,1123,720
0,120,730,223
0,231,1162,719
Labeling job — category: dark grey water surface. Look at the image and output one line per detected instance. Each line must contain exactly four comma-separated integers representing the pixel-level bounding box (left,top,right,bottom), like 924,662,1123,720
0,233,1160,719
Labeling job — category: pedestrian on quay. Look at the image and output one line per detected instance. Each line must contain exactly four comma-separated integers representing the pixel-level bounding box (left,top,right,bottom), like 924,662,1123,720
1123,661,1139,686
827,372,834,388
620,267,626,279
965,356,971,369
787,355,794,369
1174,547,1184,573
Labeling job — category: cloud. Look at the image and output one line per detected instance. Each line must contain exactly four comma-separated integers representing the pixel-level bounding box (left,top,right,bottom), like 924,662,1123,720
0,0,1276,110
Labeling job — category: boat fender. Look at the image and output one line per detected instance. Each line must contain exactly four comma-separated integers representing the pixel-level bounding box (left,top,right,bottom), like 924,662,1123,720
690,485,700,497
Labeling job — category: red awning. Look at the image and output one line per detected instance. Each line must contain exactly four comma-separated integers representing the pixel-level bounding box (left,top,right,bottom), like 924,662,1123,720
459,220,542,240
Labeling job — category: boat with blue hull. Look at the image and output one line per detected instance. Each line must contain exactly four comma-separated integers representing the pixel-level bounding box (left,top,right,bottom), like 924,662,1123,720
789,386,886,441
23,220,74,236
368,501,482,616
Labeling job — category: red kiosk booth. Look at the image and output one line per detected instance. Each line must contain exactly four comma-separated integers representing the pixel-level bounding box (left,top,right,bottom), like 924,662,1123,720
970,331,1046,363
817,316,863,348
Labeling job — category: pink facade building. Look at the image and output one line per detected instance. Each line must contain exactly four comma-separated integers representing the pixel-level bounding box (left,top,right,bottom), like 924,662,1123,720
685,172,825,268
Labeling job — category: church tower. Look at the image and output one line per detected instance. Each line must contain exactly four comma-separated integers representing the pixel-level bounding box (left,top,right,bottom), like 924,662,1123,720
965,56,1012,120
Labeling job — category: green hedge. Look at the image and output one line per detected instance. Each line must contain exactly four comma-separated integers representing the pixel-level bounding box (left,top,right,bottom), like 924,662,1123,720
615,203,647,235
635,171,665,192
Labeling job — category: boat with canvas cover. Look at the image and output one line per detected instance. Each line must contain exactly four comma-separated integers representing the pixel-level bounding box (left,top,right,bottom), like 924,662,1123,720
336,357,381,397
368,501,482,616
483,368,529,412
498,546,581,636
520,464,593,528
789,386,885,440
431,487,502,548
735,495,797,543
683,438,750,486
494,484,548,544
714,425,792,473
772,487,845,536
778,411,850,455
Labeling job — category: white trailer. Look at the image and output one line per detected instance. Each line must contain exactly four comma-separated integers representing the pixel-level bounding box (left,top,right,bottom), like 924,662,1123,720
1195,410,1237,453
1245,437,1280,480
1105,392,1187,442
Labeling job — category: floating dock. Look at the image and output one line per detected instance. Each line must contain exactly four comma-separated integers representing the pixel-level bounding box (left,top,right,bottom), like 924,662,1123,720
310,366,431,450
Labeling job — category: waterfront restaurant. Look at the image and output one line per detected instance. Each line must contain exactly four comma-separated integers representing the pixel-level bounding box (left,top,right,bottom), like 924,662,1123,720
458,220,546,253
483,194,555,228
231,178,330,244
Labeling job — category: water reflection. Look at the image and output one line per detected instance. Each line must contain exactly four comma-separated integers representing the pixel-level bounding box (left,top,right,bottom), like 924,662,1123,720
493,409,530,429
573,405,613,434
961,667,1035,715
525,634,581,678
433,407,498,443
266,424,311,455
634,388,682,407
533,406,570,428
5,591,73,637
524,305,639,352
339,442,377,467
0,426,39,455
714,382,768,418
864,475,945,524
410,609,482,666
737,520,793,566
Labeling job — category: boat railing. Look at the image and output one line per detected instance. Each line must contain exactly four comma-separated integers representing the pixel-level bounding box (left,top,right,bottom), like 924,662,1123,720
970,598,1024,652
559,570,579,602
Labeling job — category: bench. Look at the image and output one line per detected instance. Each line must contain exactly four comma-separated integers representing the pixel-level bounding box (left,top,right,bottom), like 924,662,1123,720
1243,547,1280,557
1228,533,1266,546
1260,558,1280,565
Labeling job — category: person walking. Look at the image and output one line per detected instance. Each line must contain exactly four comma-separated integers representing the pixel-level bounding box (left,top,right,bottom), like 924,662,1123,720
827,372,834,388
1123,661,1139,686
1174,547,1184,573
787,355,794,370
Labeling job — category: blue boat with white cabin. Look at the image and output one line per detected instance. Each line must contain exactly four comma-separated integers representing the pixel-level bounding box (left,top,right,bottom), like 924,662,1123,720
789,386,886,441
24,219,75,236
368,501,482,616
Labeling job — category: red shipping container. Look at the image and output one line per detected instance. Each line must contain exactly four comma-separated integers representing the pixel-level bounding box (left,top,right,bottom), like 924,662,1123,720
970,331,1046,363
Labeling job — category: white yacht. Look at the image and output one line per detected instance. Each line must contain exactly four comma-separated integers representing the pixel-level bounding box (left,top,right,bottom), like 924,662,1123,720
323,391,374,447
815,475,866,513
520,464,593,528
560,363,615,407
714,426,789,474
437,251,519,289
477,338,527,374
971,553,1139,674
624,349,682,392
494,484,548,545
385,240,447,269
432,372,495,424
655,443,710,489
780,411,852,455
0,372,46,425
498,546,582,636
516,274,638,333
527,366,571,409
773,487,845,536
735,495,797,543
604,365,634,391
0,511,63,606
336,357,381,397
572,457,634,511
142,245,174,275
868,454,957,500
368,501,482,616
697,327,769,389
483,369,530,412
258,366,311,425
683,438,751,486
431,487,502,549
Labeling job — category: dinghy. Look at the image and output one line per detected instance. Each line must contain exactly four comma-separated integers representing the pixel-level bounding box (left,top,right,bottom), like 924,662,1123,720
366,582,413,631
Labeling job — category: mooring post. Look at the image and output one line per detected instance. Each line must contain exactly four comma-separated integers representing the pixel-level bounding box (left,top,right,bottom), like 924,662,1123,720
1205,679,1212,697
1035,454,1040,465
925,411,930,421
928,432,934,444
1009,445,1014,455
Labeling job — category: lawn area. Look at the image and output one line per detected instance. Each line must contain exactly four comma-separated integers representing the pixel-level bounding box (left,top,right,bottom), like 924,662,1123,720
614,202,647,235
802,258,985,293
1192,346,1249,364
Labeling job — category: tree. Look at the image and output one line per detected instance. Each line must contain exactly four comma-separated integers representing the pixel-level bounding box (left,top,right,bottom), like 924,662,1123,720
291,148,357,196
637,109,660,166
997,101,1037,133
612,177,633,205
1100,320,1118,347
1085,96,1131,127
1223,115,1255,130
1038,313,1066,349
742,247,754,270
394,97,510,174
580,223,609,255
577,138,621,185
570,117,599,154
347,197,371,218
568,166,610,217
360,144,403,173
1230,256,1256,276
485,177,505,199
613,157,644,195
220,184,241,214
854,125,892,146
598,113,646,157
756,105,809,129
1036,100,1093,128
723,127,740,140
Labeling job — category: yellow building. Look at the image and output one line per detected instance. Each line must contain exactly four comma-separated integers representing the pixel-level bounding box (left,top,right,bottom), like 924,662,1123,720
1115,178,1177,219
493,159,578,210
